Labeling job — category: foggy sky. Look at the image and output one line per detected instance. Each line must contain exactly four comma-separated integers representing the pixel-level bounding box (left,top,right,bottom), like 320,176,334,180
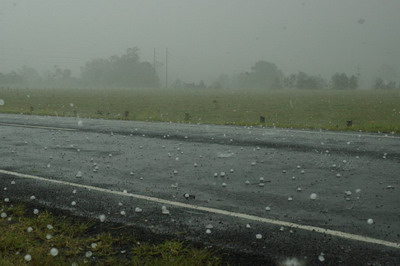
1,0,399,86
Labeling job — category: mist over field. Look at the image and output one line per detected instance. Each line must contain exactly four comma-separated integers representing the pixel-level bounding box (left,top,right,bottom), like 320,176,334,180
0,0,400,89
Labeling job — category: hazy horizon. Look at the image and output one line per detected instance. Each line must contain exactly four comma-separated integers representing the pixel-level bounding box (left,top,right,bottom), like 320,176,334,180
1,0,399,87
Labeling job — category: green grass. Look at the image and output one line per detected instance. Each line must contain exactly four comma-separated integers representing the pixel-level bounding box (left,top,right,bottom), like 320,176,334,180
0,202,221,265
0,87,399,133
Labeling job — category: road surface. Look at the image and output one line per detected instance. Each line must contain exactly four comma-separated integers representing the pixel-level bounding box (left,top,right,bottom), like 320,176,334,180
0,113,399,265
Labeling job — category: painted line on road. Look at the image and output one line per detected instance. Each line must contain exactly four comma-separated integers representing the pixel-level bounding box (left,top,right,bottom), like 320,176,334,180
1,168,399,250
0,122,76,131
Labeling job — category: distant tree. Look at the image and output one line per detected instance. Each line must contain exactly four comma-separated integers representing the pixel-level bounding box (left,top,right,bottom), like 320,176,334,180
331,73,357,90
348,75,358,90
283,74,296,89
81,47,160,88
0,71,23,85
283,72,326,90
18,66,42,84
373,77,397,90
238,60,284,89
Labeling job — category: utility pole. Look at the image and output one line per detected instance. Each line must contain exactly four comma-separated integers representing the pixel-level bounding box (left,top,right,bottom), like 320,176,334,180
165,48,168,89
153,48,156,70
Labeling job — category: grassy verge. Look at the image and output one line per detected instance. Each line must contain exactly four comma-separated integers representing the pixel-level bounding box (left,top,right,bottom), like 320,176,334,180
0,87,399,133
0,201,221,265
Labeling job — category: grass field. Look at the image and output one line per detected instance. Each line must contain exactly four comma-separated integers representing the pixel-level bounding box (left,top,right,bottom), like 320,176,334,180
0,202,221,265
0,87,399,133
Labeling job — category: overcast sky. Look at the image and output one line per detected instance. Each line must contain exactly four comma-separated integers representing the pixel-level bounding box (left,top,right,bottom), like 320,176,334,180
0,0,399,85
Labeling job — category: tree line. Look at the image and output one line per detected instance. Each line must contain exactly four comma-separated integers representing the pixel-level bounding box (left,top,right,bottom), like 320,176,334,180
0,48,398,90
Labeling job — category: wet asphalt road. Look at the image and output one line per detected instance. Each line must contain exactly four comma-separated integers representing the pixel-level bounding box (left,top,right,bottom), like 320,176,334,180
0,113,399,265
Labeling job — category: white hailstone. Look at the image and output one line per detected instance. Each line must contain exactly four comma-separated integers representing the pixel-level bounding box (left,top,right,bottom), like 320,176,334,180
47,164,51,168
47,224,53,230
50,248,59,256
258,183,264,187
245,180,250,185
118,202,123,206
77,120,83,127
220,172,226,177
297,165,301,169
161,206,170,215
1,212,7,218
332,164,337,167
27,227,33,233
85,251,93,258
288,197,293,201
75,171,82,178
46,234,52,240
3,187,7,191
222,182,227,187
347,141,351,145
282,170,287,173
123,189,128,193
0,99,4,106
135,207,142,213
214,173,218,177
343,160,347,163
99,214,106,222
24,254,32,261
292,176,296,180
297,187,302,192
279,226,284,232
4,198,10,203
355,189,361,193
194,163,198,167
206,224,213,229
72,189,77,194
246,224,251,228
300,170,305,174
265,206,271,211
206,229,211,234
255,234,262,239
336,173,341,177
130,172,134,176
318,253,325,262
108,153,112,157
310,193,317,200
259,177,265,182
230,169,234,173
184,193,190,199
140,177,143,180
120,210,126,216
344,191,352,196
256,146,260,150
251,162,256,166
175,157,179,161
367,218,374,224
77,149,80,152
173,170,178,175
70,103,74,107
71,201,76,206
91,243,98,249
11,181,15,185
33,209,39,215
30,195,36,200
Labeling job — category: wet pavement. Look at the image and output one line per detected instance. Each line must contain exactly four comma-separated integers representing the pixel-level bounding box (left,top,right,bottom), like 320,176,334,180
0,114,399,265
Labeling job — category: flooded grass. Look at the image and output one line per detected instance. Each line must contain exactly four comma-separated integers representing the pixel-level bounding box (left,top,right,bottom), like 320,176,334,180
0,202,221,265
0,87,399,133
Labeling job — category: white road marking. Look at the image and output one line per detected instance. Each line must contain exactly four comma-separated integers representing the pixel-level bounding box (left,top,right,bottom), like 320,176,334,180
1,169,399,250
0,122,76,131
